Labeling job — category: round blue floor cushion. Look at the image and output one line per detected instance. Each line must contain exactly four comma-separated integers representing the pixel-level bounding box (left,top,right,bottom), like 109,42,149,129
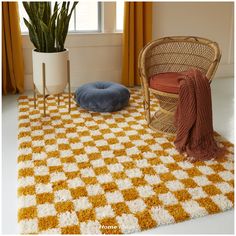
75,82,130,112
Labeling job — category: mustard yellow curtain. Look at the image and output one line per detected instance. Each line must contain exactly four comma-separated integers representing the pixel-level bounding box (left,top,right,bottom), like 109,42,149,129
2,2,24,95
121,2,152,87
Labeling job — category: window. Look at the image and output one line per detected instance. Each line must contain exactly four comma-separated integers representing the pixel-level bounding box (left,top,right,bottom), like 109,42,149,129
116,0,124,31
19,2,101,33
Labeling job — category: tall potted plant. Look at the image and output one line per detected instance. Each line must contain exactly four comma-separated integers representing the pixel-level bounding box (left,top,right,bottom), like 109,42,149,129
23,2,78,95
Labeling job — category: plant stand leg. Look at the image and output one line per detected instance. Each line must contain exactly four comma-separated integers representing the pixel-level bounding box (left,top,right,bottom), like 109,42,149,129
58,94,60,106
67,60,71,113
42,63,46,116
33,83,37,109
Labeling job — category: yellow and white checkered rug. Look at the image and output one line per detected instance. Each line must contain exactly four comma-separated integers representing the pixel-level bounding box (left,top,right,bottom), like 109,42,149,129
18,89,234,234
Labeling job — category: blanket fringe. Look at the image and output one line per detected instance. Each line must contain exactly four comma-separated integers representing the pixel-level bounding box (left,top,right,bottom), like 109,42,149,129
177,134,226,162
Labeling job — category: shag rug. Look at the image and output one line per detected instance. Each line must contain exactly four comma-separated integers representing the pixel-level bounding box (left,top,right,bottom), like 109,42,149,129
18,89,234,234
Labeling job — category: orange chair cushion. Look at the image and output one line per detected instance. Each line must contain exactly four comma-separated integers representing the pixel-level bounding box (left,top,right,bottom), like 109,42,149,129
149,72,184,94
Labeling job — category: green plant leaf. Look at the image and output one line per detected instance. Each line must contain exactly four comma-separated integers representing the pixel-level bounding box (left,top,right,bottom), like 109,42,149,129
53,1,58,13
23,18,41,50
38,2,45,19
39,20,55,52
23,2,37,25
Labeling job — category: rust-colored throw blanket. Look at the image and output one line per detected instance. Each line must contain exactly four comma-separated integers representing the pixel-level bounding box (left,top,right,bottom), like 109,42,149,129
174,69,224,162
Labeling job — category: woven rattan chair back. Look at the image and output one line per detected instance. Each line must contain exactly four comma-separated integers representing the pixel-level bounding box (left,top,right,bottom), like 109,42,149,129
138,36,221,134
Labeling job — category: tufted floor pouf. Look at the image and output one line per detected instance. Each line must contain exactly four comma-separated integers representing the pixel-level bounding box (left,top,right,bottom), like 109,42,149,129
75,82,130,112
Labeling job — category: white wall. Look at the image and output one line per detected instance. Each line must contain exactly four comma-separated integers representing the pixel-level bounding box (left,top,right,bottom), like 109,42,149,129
22,2,234,90
153,2,234,78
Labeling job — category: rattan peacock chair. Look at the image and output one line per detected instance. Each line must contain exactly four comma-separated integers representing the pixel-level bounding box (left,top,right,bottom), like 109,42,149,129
138,36,221,135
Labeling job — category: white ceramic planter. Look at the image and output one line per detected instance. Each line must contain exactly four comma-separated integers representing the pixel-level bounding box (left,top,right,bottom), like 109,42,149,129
32,49,69,95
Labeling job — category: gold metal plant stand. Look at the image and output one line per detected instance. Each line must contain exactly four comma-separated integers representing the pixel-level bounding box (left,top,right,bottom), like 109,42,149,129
33,60,71,116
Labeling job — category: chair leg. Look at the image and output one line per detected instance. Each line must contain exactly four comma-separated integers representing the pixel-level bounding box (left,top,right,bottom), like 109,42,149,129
143,86,151,125
144,98,151,125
